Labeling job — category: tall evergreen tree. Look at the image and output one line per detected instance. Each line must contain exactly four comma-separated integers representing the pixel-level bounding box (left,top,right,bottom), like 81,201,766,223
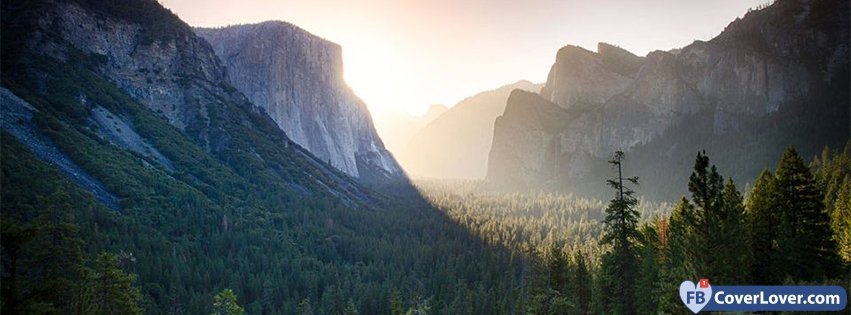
600,151,640,315
24,189,86,314
211,288,244,315
833,179,851,264
390,290,404,315
85,253,143,315
717,178,749,283
745,170,780,284
657,199,693,314
682,151,725,281
635,222,660,314
810,143,851,265
680,151,750,284
546,243,570,292
572,250,592,315
773,146,838,281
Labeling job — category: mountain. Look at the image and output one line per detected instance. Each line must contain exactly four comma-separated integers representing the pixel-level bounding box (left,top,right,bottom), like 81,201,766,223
0,0,523,313
372,104,447,155
195,22,403,182
400,80,542,179
487,0,850,200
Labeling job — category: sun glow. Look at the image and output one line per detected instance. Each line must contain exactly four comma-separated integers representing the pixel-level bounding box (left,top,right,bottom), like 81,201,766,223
160,0,768,117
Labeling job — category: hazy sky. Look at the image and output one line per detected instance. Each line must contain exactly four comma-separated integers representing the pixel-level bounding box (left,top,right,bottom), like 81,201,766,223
160,0,767,115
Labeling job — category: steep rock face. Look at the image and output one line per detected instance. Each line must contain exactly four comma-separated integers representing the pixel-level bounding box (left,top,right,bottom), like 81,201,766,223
399,81,542,179
487,0,849,199
31,0,227,134
9,0,372,204
196,22,403,181
487,90,574,187
540,44,638,110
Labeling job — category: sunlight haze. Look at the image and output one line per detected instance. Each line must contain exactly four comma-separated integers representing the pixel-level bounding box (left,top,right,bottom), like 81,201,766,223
159,0,768,116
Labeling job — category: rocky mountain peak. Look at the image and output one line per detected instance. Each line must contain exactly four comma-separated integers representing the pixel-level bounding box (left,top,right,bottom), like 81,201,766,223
598,42,644,76
487,0,849,200
541,44,634,110
196,22,403,182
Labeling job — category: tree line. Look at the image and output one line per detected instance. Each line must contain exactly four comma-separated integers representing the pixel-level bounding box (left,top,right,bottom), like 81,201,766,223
527,144,849,314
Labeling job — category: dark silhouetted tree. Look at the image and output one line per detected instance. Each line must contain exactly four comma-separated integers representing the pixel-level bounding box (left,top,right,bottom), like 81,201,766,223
600,151,640,315
773,146,838,281
745,170,780,284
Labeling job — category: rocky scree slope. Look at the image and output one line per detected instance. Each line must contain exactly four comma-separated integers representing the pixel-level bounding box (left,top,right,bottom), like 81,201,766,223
1,0,372,207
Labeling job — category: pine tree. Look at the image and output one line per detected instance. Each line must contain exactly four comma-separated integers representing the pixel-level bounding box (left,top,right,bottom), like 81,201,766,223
600,151,640,315
390,290,404,315
657,199,693,314
717,178,749,283
810,143,851,265
745,170,780,284
635,222,660,314
833,179,851,264
211,288,244,315
572,250,592,315
24,189,86,314
546,243,570,292
682,151,725,281
86,253,143,315
774,146,838,281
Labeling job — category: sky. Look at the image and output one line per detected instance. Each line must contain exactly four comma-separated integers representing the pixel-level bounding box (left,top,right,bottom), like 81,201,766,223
159,0,768,116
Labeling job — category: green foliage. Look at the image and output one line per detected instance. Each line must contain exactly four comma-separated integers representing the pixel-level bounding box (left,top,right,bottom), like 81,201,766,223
390,290,403,315
676,152,750,284
774,146,839,281
0,142,143,315
811,142,851,264
1,19,526,313
85,253,143,315
297,298,313,315
746,170,780,283
600,151,640,314
423,146,848,314
212,288,244,315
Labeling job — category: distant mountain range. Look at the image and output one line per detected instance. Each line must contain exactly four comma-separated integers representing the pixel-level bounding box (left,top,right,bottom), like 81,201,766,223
486,0,850,200
372,104,447,155
399,80,542,179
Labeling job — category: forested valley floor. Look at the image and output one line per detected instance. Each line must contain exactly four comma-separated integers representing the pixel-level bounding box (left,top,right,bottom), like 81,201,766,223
419,143,851,314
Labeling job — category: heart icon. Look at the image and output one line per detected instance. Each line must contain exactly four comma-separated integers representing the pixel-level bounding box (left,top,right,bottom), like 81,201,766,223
679,280,712,314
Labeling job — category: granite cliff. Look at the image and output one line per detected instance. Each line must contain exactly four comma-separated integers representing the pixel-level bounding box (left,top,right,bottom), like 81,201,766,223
2,0,373,206
487,0,850,199
196,22,403,182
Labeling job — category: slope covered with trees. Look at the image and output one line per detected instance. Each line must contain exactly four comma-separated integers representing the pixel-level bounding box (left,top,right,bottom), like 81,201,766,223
421,144,850,314
0,0,527,314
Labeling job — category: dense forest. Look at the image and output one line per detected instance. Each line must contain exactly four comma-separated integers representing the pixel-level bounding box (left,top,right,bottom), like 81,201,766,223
1,0,848,314
0,2,528,313
419,143,851,314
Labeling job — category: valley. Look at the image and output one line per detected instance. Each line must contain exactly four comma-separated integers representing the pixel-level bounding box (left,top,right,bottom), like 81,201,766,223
0,0,848,314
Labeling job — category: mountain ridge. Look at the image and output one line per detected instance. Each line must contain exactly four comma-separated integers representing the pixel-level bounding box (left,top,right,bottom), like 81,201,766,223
399,80,542,179
487,0,850,200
